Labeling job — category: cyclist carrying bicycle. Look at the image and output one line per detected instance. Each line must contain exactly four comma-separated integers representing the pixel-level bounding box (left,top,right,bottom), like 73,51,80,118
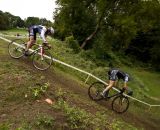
101,68,133,98
25,25,54,56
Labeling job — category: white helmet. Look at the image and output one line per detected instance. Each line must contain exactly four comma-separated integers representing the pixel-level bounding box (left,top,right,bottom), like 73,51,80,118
49,27,54,34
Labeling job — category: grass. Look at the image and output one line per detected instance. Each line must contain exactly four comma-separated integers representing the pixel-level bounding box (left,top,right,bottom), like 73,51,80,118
1,29,160,99
53,90,139,130
0,38,139,130
51,38,160,105
0,28,27,36
1,29,160,103
0,29,160,129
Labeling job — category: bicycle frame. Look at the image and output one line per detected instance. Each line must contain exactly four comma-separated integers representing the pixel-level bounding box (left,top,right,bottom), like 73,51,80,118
28,44,45,58
88,82,130,113
107,91,123,99
9,39,53,71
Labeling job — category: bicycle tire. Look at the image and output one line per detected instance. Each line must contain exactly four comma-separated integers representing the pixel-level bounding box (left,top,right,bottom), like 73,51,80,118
32,50,53,71
88,81,106,101
8,39,25,59
112,95,129,114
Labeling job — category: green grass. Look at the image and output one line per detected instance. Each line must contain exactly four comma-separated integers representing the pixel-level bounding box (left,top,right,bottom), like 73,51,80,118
134,70,160,97
50,38,160,103
0,39,140,130
1,31,160,102
0,30,160,130
0,28,27,35
1,30,160,101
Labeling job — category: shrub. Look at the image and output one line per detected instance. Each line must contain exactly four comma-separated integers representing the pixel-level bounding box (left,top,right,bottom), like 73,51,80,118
36,114,55,128
53,98,110,130
65,36,80,53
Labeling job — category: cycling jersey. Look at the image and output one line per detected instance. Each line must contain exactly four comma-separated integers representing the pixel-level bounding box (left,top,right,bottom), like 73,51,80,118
28,25,47,42
108,68,129,82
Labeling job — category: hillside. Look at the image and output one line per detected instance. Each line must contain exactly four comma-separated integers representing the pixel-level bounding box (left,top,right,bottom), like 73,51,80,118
0,32,160,130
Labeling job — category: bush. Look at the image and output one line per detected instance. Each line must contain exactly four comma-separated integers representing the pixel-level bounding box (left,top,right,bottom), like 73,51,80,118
65,36,80,53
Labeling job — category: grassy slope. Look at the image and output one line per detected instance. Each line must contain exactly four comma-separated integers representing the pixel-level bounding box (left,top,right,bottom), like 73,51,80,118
0,29,160,129
0,39,139,130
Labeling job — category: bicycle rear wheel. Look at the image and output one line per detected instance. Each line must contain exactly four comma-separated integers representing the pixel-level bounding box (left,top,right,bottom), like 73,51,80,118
112,95,129,113
32,51,53,71
88,82,106,101
8,39,25,59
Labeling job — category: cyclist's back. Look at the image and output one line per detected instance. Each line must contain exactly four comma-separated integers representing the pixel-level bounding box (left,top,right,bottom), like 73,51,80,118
29,25,46,34
108,68,128,81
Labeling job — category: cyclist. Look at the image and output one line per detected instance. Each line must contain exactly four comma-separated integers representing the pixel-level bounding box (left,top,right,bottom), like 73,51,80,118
25,25,54,56
101,68,133,98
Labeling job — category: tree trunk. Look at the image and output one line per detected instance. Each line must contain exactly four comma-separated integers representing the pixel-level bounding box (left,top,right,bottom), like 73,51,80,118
80,24,100,49
80,0,117,49
80,12,104,49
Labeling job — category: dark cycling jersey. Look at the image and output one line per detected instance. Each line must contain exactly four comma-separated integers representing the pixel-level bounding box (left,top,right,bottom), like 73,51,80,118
108,68,129,82
28,25,47,42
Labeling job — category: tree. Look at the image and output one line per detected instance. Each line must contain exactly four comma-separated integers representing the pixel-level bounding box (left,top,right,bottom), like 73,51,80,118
53,0,160,69
54,0,97,41
25,17,41,27
0,11,9,30
4,12,25,28
39,18,53,26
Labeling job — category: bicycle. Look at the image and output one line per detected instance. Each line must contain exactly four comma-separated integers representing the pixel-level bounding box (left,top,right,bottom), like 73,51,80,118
8,38,53,71
88,81,130,113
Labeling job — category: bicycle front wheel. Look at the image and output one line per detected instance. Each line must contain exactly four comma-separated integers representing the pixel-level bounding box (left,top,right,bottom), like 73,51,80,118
32,51,53,71
8,39,25,59
88,82,106,101
112,96,129,114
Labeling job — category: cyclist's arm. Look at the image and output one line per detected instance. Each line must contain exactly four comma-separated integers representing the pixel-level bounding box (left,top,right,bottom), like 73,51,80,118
40,27,47,43
123,75,129,90
120,82,128,92
123,82,127,89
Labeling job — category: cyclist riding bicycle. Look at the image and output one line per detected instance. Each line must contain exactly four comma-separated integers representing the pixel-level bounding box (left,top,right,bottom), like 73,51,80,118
101,68,133,98
25,25,54,56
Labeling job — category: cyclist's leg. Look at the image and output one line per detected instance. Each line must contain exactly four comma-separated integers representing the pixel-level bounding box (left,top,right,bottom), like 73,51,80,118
26,36,35,50
25,36,35,56
101,70,119,98
25,29,36,56
101,80,115,98
26,28,36,51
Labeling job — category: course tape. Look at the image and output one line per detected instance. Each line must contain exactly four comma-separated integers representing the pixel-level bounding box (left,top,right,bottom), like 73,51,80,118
0,35,160,107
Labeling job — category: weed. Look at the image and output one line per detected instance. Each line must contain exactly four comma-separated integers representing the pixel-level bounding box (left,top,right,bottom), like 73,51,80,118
53,98,111,130
29,82,50,99
54,88,67,100
0,123,10,130
111,120,140,130
15,124,32,130
92,112,110,130
36,114,55,128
